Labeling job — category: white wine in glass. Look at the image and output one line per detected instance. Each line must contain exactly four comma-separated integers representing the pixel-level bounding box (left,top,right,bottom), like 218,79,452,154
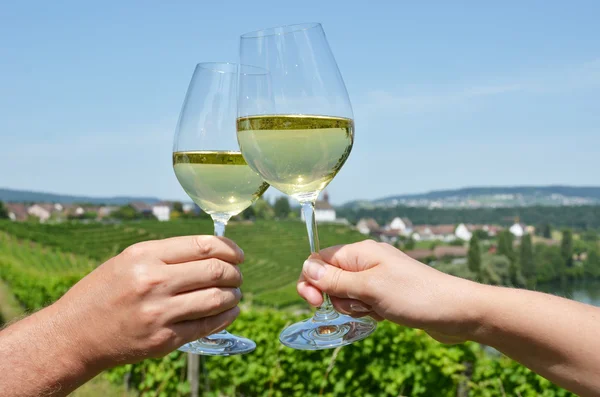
173,63,268,356
238,23,376,350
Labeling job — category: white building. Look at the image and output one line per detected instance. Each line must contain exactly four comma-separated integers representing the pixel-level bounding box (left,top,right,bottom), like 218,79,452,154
300,192,336,222
28,204,60,223
388,217,413,236
152,202,172,222
454,223,473,241
509,223,527,238
356,218,380,235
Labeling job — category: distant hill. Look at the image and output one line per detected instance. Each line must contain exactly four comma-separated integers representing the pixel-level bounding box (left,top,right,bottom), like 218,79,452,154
0,188,163,205
344,186,600,209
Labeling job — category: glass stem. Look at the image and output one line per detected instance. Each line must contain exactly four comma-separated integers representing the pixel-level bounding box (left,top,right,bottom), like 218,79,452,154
211,216,229,335
301,202,337,321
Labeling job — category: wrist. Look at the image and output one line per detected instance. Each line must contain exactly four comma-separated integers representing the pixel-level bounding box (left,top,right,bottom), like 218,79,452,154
459,282,498,343
45,298,109,378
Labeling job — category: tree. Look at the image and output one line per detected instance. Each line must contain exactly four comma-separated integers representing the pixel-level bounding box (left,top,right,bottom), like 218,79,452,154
520,234,535,285
541,223,552,239
111,205,152,221
467,233,482,278
404,236,416,250
561,229,574,268
253,198,274,220
582,229,599,244
273,197,291,219
0,201,8,219
497,231,515,263
585,248,600,278
172,201,184,213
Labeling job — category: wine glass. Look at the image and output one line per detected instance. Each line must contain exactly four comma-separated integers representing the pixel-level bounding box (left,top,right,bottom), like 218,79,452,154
237,23,377,350
173,62,269,355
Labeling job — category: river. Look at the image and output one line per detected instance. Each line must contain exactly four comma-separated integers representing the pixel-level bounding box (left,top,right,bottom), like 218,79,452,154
538,279,600,307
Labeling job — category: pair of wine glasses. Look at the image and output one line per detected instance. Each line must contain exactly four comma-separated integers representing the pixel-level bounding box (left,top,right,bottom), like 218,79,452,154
173,23,376,356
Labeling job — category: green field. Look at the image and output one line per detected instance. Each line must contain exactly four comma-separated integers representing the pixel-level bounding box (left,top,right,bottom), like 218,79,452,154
0,219,578,396
0,219,367,307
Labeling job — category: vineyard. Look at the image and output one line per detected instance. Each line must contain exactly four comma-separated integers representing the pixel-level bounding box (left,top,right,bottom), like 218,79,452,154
0,220,575,396
0,219,366,307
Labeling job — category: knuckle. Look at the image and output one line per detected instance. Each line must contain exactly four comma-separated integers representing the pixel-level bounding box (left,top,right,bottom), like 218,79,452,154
131,263,162,296
147,327,176,351
123,243,146,261
194,236,214,257
207,288,227,312
139,303,165,329
207,259,226,282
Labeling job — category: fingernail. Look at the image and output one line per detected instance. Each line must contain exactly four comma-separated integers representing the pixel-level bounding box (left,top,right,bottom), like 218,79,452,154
304,259,326,281
350,302,371,312
238,247,245,262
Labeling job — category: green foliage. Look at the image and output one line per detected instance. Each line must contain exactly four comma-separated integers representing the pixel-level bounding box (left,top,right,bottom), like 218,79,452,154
534,244,564,283
0,222,579,396
582,229,599,243
339,205,600,230
538,223,552,239
480,255,512,286
253,198,275,220
0,201,8,219
561,230,574,268
520,235,535,284
404,236,416,250
273,197,292,219
585,249,600,278
112,205,147,221
467,234,481,277
103,311,574,397
473,229,490,240
172,202,184,213
497,231,514,263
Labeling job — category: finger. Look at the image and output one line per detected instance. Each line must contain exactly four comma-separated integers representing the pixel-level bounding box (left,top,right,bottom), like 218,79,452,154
302,258,366,300
167,287,242,323
165,260,242,294
170,306,240,346
330,296,372,315
297,279,324,307
125,236,244,265
319,240,382,272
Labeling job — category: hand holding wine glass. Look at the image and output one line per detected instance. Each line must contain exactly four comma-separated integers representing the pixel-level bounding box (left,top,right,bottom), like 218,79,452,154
238,23,376,350
173,62,269,355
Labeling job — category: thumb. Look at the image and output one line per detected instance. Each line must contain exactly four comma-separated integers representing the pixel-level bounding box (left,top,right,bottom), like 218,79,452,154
302,258,364,300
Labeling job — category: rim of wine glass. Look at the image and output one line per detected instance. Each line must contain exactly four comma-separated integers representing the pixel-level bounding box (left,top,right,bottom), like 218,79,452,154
194,62,267,75
240,22,321,39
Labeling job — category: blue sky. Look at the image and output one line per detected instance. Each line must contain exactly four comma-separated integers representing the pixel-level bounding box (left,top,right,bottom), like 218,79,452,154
1,1,599,204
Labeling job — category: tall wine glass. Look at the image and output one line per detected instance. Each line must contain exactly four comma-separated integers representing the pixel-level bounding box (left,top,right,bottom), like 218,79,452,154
237,23,377,350
173,62,268,355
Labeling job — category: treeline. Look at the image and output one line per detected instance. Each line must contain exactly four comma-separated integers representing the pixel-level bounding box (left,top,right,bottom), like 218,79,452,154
338,205,600,229
448,229,600,288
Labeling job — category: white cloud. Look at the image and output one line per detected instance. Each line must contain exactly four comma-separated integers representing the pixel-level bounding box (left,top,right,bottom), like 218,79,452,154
358,59,600,116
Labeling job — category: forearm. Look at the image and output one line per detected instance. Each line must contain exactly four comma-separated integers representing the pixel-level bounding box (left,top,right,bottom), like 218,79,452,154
0,303,104,397
469,284,600,396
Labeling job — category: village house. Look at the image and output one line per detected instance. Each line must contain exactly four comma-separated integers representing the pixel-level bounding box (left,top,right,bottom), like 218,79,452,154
5,203,28,221
300,191,336,222
356,218,380,235
412,224,456,242
152,202,172,222
509,222,528,238
387,217,413,236
454,223,472,241
28,203,62,223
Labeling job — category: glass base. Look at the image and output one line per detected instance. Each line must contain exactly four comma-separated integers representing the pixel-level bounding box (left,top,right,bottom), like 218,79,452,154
178,330,256,356
279,312,377,350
